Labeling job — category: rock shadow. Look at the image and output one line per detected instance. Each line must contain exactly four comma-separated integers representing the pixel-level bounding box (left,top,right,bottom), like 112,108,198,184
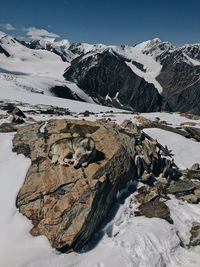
75,179,138,253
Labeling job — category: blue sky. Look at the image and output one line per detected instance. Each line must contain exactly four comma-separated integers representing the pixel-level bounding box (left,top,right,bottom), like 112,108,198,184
0,0,199,45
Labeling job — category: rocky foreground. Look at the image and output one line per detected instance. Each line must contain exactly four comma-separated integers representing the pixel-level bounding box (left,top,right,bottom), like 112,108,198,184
6,107,199,252
14,119,136,251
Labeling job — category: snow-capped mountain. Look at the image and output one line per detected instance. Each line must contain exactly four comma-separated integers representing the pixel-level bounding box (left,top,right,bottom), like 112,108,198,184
1,31,200,114
23,37,74,62
65,38,200,114
0,32,94,103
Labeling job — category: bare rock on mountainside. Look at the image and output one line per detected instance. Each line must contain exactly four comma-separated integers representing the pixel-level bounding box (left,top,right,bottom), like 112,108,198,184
14,119,136,251
64,50,162,112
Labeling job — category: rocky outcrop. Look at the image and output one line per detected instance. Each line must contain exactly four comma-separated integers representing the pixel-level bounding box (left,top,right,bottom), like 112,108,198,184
14,119,136,251
0,44,10,57
64,50,162,112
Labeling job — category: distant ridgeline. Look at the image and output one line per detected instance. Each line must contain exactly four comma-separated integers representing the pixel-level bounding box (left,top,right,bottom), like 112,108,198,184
1,32,200,115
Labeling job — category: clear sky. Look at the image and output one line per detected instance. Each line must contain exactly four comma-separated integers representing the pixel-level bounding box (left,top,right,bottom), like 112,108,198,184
0,0,199,45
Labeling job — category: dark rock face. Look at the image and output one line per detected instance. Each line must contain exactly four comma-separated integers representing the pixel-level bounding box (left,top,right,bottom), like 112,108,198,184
141,41,200,115
158,62,200,114
50,86,85,102
64,42,200,114
21,39,72,62
0,44,10,57
14,119,136,251
64,50,162,112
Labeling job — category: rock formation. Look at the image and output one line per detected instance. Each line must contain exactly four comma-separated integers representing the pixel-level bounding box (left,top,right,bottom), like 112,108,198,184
14,119,136,251
13,117,200,252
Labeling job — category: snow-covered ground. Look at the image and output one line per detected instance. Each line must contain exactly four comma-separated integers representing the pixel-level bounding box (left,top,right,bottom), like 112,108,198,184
0,94,200,266
141,112,200,127
143,128,200,169
0,132,200,267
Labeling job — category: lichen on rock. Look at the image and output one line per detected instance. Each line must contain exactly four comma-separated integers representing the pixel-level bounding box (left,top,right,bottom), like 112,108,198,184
14,119,136,252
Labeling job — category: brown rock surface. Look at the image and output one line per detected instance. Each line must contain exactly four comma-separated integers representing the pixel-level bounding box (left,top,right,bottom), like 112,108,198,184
14,119,136,251
135,198,173,224
135,186,159,204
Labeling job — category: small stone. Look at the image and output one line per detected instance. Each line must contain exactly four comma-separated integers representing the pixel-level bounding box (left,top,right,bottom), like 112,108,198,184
121,119,132,128
135,186,158,204
136,199,173,224
189,222,200,247
0,123,17,132
168,179,195,194
179,194,198,204
140,170,151,182
194,189,200,198
191,163,200,171
154,176,169,192
157,175,168,185
186,170,200,180
7,106,26,118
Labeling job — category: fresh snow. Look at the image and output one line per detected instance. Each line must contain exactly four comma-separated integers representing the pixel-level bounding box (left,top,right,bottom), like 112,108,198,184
143,128,200,169
141,112,200,127
183,53,200,66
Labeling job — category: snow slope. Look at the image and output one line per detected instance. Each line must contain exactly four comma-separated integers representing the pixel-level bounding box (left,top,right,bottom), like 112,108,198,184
0,32,97,103
143,128,200,169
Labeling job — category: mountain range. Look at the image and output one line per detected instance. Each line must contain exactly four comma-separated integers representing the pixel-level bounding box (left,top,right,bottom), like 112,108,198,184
1,31,200,114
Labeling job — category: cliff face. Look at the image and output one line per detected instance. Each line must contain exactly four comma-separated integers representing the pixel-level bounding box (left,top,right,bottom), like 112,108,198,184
64,50,162,112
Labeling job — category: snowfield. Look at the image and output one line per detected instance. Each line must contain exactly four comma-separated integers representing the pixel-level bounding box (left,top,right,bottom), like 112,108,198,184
0,32,96,104
143,128,200,169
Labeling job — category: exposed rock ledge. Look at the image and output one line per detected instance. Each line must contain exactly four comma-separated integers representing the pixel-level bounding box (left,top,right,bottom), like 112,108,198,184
14,119,136,252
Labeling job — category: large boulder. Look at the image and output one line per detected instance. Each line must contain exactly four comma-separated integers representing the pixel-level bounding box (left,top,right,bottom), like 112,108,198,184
14,119,136,251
